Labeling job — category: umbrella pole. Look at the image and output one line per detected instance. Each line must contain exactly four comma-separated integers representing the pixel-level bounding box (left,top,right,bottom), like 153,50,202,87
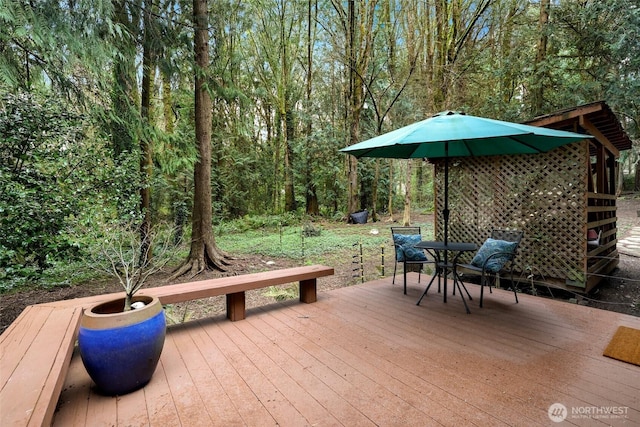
443,145,449,266
443,146,451,303
443,156,449,247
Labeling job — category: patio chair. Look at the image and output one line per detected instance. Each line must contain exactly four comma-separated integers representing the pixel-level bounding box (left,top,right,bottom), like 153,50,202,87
391,227,434,295
587,229,601,247
458,229,523,308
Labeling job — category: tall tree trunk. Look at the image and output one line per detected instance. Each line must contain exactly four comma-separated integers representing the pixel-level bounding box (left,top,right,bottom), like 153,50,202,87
500,1,519,104
172,0,229,278
283,101,297,211
433,0,447,108
371,159,380,222
139,0,154,263
533,0,550,115
402,159,412,226
305,0,319,216
273,114,282,212
346,0,360,216
281,7,296,212
387,159,394,222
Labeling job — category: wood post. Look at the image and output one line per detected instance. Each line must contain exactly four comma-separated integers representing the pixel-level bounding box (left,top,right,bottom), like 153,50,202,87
226,292,246,321
299,278,317,303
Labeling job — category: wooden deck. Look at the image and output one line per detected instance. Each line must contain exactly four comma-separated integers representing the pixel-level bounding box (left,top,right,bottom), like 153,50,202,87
54,275,640,426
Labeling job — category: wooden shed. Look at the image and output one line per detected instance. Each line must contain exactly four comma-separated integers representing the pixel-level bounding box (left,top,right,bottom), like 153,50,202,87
433,101,633,293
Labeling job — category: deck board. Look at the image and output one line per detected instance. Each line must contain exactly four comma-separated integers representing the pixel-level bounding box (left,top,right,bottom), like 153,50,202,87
0,305,81,427
205,319,309,425
242,314,379,426
115,383,149,426
187,321,274,425
353,283,640,418
257,297,486,426
85,390,117,427
143,359,181,425
277,287,539,425
160,331,216,426
54,275,640,426
227,320,344,426
0,305,55,385
242,310,428,426
171,322,244,425
53,346,90,426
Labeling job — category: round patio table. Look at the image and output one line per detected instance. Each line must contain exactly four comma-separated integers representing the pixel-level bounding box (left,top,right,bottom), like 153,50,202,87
414,241,477,313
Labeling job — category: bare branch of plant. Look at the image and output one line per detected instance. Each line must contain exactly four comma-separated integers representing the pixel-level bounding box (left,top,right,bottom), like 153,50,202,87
78,219,178,311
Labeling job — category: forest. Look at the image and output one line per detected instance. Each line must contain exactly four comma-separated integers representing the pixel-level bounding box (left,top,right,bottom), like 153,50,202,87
1,0,638,290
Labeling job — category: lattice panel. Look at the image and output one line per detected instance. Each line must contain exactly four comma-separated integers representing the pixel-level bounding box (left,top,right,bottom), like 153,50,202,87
433,141,590,285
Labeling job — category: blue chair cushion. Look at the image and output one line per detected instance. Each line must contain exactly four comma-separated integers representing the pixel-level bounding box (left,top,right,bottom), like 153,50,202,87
393,234,427,262
471,238,518,273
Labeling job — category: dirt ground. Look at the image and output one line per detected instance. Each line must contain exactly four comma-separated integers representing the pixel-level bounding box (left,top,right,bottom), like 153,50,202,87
1,196,638,334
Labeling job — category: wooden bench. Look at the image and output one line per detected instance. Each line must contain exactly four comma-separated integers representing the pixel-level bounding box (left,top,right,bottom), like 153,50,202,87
0,305,82,427
140,264,335,321
0,264,334,426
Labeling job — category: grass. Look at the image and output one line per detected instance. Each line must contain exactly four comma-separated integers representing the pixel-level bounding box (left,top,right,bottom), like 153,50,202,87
217,226,385,259
214,218,435,286
215,219,435,261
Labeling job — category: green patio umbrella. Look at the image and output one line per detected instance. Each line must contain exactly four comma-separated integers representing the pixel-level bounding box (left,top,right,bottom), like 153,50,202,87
340,111,592,247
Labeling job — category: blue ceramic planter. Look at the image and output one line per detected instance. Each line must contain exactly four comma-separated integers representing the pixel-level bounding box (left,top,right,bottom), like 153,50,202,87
78,295,166,396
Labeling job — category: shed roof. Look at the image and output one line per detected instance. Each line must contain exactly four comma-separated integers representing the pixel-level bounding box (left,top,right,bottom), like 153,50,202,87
525,101,633,155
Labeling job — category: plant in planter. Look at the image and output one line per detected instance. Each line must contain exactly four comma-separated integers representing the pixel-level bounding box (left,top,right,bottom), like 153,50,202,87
75,220,175,396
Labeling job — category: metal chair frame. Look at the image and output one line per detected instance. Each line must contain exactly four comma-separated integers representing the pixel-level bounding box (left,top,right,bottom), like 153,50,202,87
391,227,435,295
458,229,523,307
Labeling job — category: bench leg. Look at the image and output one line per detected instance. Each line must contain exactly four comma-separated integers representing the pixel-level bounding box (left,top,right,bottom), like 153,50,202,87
226,292,246,321
299,278,317,303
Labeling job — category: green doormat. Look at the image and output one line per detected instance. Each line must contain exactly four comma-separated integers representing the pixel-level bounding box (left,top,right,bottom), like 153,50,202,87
603,326,640,366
